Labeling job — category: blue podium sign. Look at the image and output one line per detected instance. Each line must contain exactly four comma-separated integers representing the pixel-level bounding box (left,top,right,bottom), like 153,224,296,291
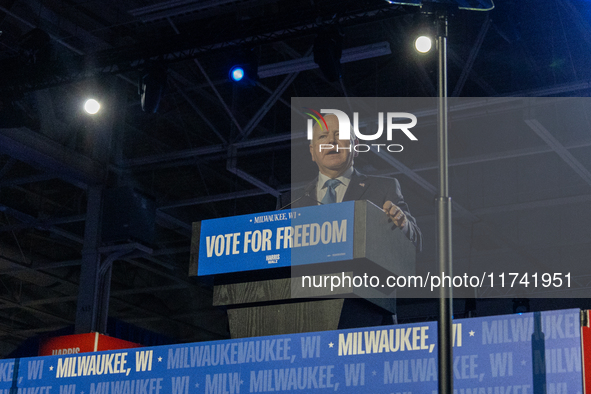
0,309,584,394
196,203,355,276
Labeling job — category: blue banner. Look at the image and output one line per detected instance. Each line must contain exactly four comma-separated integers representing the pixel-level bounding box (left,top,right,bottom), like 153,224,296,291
0,308,583,394
197,203,355,275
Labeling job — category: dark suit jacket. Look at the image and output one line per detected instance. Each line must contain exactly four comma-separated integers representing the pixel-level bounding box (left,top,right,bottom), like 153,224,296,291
280,169,422,251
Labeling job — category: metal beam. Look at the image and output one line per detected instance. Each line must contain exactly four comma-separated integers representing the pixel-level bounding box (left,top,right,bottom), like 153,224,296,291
258,42,390,78
0,295,73,324
169,19,245,137
126,145,226,167
240,70,301,140
130,0,267,22
0,174,58,187
169,78,228,144
418,138,591,171
0,204,84,245
160,188,274,209
2,4,400,93
452,16,491,97
226,146,280,197
6,284,188,309
0,158,16,179
0,128,104,186
374,146,550,276
124,96,591,173
0,214,85,233
448,48,497,96
155,211,192,234
155,136,591,210
374,150,438,195
470,194,591,216
75,186,103,334
506,81,591,97
524,118,591,186
559,0,591,51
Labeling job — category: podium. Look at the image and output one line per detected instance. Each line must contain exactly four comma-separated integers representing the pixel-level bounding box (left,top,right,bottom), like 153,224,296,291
190,200,416,338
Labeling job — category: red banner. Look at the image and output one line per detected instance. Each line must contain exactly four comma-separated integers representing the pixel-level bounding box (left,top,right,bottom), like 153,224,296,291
582,310,591,394
39,332,141,356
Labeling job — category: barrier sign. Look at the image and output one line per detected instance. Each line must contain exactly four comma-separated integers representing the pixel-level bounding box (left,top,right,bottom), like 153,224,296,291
0,308,584,394
196,202,355,275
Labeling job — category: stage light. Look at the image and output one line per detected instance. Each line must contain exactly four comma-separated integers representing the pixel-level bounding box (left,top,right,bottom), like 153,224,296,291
140,63,168,113
84,99,100,114
228,49,258,85
230,66,245,82
415,35,432,53
313,28,344,82
258,42,391,78
512,298,530,314
411,11,436,55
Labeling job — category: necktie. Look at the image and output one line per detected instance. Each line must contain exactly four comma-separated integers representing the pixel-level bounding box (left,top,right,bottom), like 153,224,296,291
321,179,341,205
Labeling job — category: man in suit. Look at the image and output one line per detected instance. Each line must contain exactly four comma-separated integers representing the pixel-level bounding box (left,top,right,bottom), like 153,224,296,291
289,114,422,251
281,113,421,328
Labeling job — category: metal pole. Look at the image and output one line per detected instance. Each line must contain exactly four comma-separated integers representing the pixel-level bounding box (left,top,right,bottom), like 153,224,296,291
436,10,453,394
75,185,103,333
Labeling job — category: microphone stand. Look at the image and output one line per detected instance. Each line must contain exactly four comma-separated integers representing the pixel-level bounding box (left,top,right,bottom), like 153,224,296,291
434,6,453,394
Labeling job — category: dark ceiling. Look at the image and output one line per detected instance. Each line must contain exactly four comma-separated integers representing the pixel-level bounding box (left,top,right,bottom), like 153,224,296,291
0,0,591,357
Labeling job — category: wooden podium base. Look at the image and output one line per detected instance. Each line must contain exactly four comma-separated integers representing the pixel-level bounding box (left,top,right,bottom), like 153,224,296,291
196,201,415,338
214,277,396,338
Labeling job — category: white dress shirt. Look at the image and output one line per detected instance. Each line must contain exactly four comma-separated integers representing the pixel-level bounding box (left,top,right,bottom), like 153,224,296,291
316,166,354,204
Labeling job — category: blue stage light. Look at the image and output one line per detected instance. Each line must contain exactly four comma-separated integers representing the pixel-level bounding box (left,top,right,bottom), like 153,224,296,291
230,66,245,82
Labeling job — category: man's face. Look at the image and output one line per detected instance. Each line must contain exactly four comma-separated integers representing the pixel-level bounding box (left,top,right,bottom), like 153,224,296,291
309,114,356,178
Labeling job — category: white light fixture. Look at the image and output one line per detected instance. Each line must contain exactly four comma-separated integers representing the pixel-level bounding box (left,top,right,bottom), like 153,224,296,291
415,35,432,53
257,42,391,79
84,99,101,114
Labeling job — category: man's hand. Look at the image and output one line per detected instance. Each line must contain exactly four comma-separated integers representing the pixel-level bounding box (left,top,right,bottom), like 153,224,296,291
383,201,407,228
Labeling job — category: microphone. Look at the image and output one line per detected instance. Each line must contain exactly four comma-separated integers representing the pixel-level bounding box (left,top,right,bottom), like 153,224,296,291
278,191,321,210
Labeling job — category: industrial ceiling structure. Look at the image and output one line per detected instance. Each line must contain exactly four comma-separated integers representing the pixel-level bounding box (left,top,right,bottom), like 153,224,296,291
0,0,591,357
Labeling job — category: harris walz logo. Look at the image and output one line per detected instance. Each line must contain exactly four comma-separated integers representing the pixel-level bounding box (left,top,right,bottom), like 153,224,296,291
304,108,418,153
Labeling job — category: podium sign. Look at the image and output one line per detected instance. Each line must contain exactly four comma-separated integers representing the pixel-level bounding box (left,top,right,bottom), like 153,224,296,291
191,201,415,278
192,202,355,276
